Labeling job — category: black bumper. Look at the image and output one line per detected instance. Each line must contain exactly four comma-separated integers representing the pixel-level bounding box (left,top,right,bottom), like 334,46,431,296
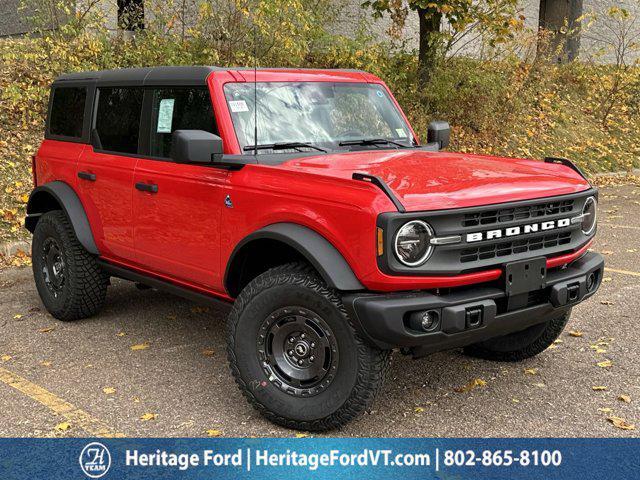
343,252,604,356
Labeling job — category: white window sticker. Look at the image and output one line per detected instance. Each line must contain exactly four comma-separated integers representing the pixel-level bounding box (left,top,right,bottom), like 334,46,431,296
157,98,175,133
395,128,407,138
229,100,249,113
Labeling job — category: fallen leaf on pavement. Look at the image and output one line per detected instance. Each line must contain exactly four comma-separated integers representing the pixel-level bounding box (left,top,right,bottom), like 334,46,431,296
602,277,612,283
607,416,635,431
592,386,608,391
206,429,222,437
597,360,613,368
618,394,631,403
598,408,613,413
568,330,583,337
40,361,52,367
55,422,71,431
455,378,486,393
131,343,149,351
524,368,538,375
38,327,55,333
414,407,425,413
600,300,614,306
295,433,309,438
116,331,126,337
13,314,22,319
102,387,116,395
1,355,11,362
140,413,157,421
533,382,546,388
202,349,215,357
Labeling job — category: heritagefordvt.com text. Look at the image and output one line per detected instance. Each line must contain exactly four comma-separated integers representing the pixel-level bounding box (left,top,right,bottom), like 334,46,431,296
126,449,432,472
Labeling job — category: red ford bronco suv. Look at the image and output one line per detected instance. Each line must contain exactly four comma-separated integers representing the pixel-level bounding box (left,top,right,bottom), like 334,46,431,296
27,66,603,431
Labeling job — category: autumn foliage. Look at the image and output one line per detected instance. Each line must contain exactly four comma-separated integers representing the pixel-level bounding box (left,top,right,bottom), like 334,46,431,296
1,0,639,244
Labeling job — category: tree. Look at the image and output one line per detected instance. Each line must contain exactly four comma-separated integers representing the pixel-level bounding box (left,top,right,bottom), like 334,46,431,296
363,0,523,86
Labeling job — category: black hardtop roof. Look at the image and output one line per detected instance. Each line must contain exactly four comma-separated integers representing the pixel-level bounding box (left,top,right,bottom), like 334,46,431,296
52,66,367,87
53,66,220,86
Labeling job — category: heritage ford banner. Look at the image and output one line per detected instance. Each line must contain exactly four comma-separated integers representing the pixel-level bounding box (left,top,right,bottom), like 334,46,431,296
0,438,637,479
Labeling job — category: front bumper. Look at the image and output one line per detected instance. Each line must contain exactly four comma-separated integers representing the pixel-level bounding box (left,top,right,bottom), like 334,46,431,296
343,252,604,356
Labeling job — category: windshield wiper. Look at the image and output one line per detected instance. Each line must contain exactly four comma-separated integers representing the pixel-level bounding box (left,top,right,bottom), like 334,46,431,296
338,138,409,148
243,142,327,153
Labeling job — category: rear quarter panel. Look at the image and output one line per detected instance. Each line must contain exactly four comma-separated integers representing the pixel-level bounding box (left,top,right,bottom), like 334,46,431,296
35,139,85,188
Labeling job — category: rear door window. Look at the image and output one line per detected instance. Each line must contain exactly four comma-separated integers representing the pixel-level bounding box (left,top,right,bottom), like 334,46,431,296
49,87,86,138
148,87,217,159
95,87,144,154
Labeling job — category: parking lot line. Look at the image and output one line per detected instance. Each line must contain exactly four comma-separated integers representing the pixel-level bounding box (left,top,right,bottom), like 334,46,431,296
604,267,640,277
0,366,125,438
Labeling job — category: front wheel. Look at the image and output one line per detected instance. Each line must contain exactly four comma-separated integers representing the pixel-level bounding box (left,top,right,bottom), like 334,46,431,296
227,263,390,431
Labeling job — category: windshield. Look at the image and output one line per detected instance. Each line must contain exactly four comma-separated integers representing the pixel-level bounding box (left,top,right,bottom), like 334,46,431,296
224,82,415,154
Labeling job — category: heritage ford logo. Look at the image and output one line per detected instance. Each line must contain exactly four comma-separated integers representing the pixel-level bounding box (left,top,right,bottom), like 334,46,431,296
79,442,111,478
466,218,572,243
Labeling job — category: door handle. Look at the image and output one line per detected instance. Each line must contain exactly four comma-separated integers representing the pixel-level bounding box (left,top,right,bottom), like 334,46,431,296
135,182,158,193
78,171,96,181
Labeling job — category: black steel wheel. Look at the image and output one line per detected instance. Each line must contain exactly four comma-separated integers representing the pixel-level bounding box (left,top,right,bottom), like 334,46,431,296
32,210,108,321
227,262,390,431
258,306,339,397
40,237,66,298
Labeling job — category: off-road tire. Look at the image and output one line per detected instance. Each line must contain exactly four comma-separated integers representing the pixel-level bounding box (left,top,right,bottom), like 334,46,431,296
32,210,108,321
227,262,390,431
463,310,571,362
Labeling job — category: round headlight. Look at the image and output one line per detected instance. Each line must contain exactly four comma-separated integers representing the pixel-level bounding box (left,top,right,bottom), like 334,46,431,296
581,196,597,235
394,220,434,266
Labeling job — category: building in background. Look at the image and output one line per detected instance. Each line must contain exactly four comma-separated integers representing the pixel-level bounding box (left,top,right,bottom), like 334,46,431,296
1,0,638,64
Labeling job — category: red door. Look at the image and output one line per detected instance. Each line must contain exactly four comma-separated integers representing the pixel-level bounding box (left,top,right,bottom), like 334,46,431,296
76,85,144,262
76,147,137,262
131,86,227,290
132,160,227,289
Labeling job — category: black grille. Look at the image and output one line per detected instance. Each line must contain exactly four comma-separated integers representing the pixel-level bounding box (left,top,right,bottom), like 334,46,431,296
460,231,572,263
462,200,574,227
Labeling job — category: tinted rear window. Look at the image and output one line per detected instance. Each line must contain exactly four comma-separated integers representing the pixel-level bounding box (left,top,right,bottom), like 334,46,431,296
95,87,144,154
49,87,86,138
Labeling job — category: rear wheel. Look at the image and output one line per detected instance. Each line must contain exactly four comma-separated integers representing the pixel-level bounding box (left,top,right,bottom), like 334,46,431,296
463,310,571,362
227,262,390,431
32,210,108,321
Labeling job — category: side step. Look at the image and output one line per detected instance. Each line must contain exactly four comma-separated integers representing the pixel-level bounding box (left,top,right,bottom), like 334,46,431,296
97,260,232,308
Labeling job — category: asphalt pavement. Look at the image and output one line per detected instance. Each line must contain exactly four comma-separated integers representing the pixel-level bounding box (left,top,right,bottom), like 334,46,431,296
0,185,638,438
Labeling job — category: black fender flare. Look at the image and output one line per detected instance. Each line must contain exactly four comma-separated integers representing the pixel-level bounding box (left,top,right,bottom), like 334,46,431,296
26,181,99,255
225,223,364,292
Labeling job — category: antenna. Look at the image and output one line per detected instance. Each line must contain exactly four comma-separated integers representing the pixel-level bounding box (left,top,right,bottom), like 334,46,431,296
253,24,258,156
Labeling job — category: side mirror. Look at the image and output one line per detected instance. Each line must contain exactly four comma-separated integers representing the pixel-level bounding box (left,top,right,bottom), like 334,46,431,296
171,130,223,164
427,121,450,150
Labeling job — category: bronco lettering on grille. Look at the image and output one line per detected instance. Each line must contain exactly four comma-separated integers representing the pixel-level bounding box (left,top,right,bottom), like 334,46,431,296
466,218,572,243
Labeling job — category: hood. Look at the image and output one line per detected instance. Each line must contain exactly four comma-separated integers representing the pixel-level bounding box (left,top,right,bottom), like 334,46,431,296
273,149,591,212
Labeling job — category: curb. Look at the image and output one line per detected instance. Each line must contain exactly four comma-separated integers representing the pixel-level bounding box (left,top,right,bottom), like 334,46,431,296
593,168,640,178
0,240,30,258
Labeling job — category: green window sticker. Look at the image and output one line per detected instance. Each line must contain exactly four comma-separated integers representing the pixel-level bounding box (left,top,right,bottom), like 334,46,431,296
157,98,175,133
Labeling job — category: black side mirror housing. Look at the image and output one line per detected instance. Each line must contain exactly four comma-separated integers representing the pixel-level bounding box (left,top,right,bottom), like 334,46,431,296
171,130,223,164
427,121,450,150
